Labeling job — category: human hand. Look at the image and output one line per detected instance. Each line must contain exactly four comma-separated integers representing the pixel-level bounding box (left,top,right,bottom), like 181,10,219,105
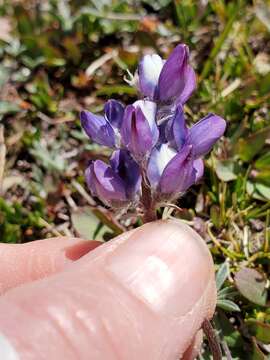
0,220,216,359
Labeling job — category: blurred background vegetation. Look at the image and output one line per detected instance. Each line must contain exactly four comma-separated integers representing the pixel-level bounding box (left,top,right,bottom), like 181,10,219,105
0,0,270,358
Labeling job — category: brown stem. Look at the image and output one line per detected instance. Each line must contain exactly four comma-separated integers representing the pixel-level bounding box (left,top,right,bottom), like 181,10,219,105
202,319,222,360
141,173,157,223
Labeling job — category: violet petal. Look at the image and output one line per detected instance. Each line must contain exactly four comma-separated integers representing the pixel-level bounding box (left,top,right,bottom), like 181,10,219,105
80,110,115,148
85,160,127,206
166,105,188,150
193,158,204,183
158,145,194,195
110,149,141,199
104,99,125,129
157,44,189,102
121,103,158,160
177,65,196,104
188,113,226,158
133,100,159,145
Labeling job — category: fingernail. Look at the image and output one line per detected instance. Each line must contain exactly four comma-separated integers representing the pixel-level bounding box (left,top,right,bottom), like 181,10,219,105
106,220,214,316
0,333,20,360
64,240,101,261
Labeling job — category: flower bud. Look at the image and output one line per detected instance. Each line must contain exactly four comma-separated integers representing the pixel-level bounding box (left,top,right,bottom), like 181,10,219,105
104,99,124,129
138,44,196,105
80,100,124,148
121,100,158,161
80,111,116,148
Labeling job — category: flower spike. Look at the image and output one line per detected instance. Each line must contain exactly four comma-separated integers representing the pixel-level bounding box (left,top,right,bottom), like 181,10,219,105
81,43,226,215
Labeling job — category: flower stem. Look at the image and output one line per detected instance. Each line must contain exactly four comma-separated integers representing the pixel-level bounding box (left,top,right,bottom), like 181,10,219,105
141,173,157,223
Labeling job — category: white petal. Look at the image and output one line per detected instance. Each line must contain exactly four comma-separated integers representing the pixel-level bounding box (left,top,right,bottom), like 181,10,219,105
155,144,177,175
147,144,177,188
133,100,157,131
142,54,164,81
139,54,164,98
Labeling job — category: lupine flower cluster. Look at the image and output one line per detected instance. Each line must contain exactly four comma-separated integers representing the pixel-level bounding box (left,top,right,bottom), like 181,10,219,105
80,44,226,220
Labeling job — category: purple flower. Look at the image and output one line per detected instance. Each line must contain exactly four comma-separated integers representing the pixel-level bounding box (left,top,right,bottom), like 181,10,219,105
80,42,227,213
80,99,124,148
138,44,196,105
147,144,199,200
168,105,226,158
85,150,141,207
121,100,159,161
147,106,226,200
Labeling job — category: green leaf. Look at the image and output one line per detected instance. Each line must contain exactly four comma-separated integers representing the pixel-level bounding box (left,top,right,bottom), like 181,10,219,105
255,1,270,32
217,299,240,312
246,319,270,344
254,169,270,186
235,126,270,162
30,142,66,173
247,181,270,201
215,159,239,182
0,65,10,87
218,286,238,300
201,1,240,79
92,207,124,236
255,183,270,200
216,262,229,290
235,268,267,306
0,101,20,117
71,206,114,241
142,0,171,11
215,312,245,353
96,85,137,96
255,152,270,170
210,205,221,228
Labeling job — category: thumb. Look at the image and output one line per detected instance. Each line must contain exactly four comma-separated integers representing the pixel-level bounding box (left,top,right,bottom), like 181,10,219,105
0,220,216,360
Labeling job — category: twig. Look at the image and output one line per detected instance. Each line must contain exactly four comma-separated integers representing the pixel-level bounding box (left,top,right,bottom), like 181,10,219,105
64,189,78,211
161,203,183,213
264,209,270,253
71,180,96,206
200,2,240,80
227,228,241,253
221,340,233,360
202,319,222,360
243,225,249,259
56,223,73,237
86,51,118,78
71,180,124,234
207,223,244,260
82,8,143,21
246,251,270,265
38,218,63,237
221,78,241,98
0,125,6,195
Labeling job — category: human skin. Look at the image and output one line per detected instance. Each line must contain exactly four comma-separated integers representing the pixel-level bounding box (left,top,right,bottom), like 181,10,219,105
0,220,216,359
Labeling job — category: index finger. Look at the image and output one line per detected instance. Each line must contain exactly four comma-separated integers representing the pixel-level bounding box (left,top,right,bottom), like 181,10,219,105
0,237,101,294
